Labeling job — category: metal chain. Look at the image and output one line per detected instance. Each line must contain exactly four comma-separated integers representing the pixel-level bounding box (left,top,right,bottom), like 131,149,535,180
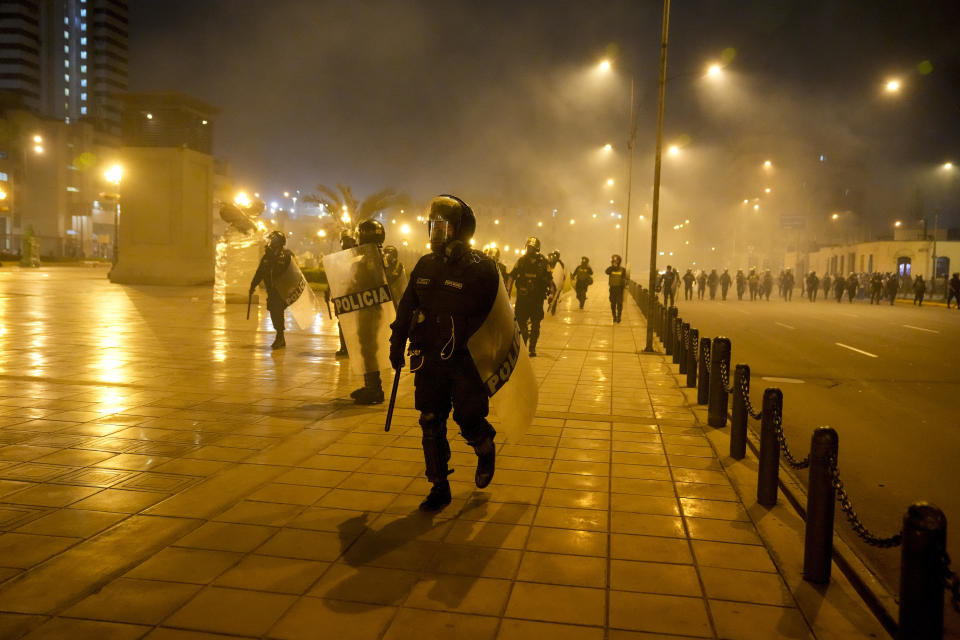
719,359,735,394
944,553,960,613
737,371,763,420
773,406,810,469
828,456,902,548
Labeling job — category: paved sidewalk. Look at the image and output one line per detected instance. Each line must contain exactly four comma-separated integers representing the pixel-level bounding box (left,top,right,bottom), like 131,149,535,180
0,267,873,639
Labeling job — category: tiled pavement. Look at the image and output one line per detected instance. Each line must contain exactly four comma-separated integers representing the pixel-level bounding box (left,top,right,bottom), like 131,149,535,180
0,267,833,639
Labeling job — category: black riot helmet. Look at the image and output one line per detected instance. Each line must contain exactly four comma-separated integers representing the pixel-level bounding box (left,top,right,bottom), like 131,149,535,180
356,219,386,246
611,254,622,266
581,256,589,265
382,245,399,269
524,237,541,255
488,247,501,261
427,194,476,251
340,229,357,250
548,250,560,264
266,230,286,251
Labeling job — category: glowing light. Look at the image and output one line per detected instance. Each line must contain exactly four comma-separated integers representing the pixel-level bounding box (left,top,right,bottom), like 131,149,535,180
944,162,954,170
673,224,680,230
885,78,901,93
639,215,644,220
711,247,716,251
894,220,902,228
33,145,44,154
402,240,408,246
706,63,723,77
592,213,597,218
743,199,749,204
598,59,612,72
202,119,208,125
32,134,42,143
603,143,613,151
146,113,153,119
391,219,396,224
753,204,760,211
684,219,690,224
763,160,772,169
504,245,510,252
103,164,123,185
0,189,5,200
234,191,251,208
341,213,351,223
606,178,615,186
283,191,290,198
615,223,621,229
494,219,500,225
764,187,771,193
537,221,543,227
831,212,839,220
609,199,615,204
400,224,411,235
254,192,260,198
469,238,475,246
668,145,680,156
569,219,575,225
317,230,326,237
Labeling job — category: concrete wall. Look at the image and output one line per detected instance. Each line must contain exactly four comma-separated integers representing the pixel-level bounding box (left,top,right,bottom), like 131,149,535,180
786,239,960,279
108,146,214,285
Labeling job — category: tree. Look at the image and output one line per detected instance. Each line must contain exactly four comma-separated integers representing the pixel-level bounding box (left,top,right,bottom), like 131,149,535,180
303,184,409,231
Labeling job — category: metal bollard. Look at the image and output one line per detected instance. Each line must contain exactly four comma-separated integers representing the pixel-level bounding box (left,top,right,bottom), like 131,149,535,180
678,322,690,374
686,328,698,388
899,502,947,640
756,388,782,507
729,364,749,459
708,337,731,428
803,426,839,584
665,307,678,356
660,305,667,339
697,338,710,405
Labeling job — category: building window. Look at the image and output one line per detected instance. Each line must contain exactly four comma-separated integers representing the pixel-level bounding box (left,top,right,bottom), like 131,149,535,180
897,257,911,277
64,88,69,96
81,37,86,45
80,79,86,87
80,9,86,16
80,107,87,115
64,45,69,53
64,60,70,68
80,93,86,101
64,73,70,81
935,256,949,279
80,51,86,59
80,65,87,73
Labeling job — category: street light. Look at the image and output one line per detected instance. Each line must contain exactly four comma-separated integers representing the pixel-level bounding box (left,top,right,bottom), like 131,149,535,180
597,59,612,73
894,220,902,227
706,63,723,78
606,178,615,186
763,160,772,169
103,164,123,266
603,143,613,152
884,78,901,93
667,145,680,156
831,212,839,220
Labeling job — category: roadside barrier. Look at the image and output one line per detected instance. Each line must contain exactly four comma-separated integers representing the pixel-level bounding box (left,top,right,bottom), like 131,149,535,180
628,281,959,639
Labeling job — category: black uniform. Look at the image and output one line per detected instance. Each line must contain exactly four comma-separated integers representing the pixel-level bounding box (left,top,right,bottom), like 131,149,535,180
661,268,677,307
783,271,795,301
720,270,732,300
806,273,819,301
682,270,695,300
735,271,746,300
510,253,553,354
869,274,883,305
606,264,627,322
391,243,499,490
707,270,719,300
948,274,960,309
250,246,293,346
572,262,593,309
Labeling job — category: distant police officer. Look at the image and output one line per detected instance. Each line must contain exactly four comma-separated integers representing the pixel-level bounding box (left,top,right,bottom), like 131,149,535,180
697,270,708,300
485,247,508,282
382,245,407,304
806,271,819,302
707,269,719,300
783,268,795,301
606,254,627,322
250,230,293,350
509,237,554,357
389,195,499,511
735,269,746,300
572,257,594,309
661,265,677,307
682,269,695,300
834,275,846,302
846,272,859,303
349,219,389,405
884,273,899,306
948,273,960,309
720,269,732,301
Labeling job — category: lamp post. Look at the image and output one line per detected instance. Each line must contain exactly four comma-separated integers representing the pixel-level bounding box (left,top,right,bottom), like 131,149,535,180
644,0,671,353
104,164,122,265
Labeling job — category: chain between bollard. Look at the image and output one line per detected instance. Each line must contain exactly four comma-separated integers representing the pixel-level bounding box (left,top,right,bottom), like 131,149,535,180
772,405,809,469
737,371,763,420
944,553,960,612
827,455,902,548
719,359,736,395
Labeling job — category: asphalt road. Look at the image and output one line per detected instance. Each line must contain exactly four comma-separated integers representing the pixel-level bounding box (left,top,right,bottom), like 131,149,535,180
668,291,959,597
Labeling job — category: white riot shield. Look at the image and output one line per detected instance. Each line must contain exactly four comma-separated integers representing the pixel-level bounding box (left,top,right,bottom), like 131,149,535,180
467,275,538,442
273,257,318,330
548,262,566,314
323,245,396,376
387,264,409,309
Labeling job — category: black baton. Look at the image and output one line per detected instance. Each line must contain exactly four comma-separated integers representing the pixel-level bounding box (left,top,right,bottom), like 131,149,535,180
246,291,252,320
384,367,402,432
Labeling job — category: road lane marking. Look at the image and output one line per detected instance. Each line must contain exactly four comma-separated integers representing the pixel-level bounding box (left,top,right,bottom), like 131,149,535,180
775,322,795,330
902,324,939,334
762,376,805,384
835,342,879,358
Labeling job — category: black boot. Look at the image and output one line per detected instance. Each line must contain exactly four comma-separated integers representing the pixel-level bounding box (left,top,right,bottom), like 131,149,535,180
473,437,495,488
528,340,537,357
352,372,384,404
271,331,285,350
419,481,452,512
335,328,348,356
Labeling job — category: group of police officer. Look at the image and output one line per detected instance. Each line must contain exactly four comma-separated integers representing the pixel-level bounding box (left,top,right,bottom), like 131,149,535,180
249,195,633,512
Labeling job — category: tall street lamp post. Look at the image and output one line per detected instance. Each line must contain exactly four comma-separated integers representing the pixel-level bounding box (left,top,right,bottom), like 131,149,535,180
644,0,671,353
104,164,122,266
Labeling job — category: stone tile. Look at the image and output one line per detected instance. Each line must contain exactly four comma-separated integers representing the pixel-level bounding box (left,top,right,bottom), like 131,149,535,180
214,555,329,595
610,512,685,538
496,619,604,640
146,465,286,520
174,521,275,553
309,563,419,604
691,540,777,572
382,608,499,640
247,482,329,505
212,500,303,527
405,573,511,615
680,497,749,521
63,577,200,624
685,517,762,545
709,599,813,639
699,566,794,606
505,582,605,626
610,559,701,596
444,520,529,549
269,597,396,640
164,586,296,636
126,547,242,584
608,591,712,637
1,483,100,508
20,618,149,639
257,528,347,562
540,488,608,510
68,489,168,513
525,526,607,557
430,545,522,579
545,473,607,491
516,551,607,588
610,534,692,564
316,488,398,511
15,508,125,537
609,494,679,516
0,532,78,569
533,506,607,531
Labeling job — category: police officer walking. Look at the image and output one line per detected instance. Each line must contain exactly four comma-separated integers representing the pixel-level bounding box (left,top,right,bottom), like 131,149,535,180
806,271,819,302
383,245,407,304
349,219,389,405
250,230,293,350
913,275,926,306
707,269,719,300
572,257,593,309
720,269,732,301
682,269,695,300
661,265,677,307
735,269,746,300
485,247,508,282
509,237,554,357
389,195,498,512
606,254,627,322
783,268,795,301
948,273,960,309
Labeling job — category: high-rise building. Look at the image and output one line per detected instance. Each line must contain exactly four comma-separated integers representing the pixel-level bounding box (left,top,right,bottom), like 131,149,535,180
0,0,128,140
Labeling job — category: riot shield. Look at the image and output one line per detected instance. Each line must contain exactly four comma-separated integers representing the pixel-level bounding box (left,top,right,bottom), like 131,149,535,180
467,274,538,442
548,262,567,314
323,244,396,376
387,264,409,310
273,257,318,330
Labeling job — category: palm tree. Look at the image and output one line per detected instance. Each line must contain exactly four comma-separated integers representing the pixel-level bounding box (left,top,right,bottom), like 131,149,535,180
303,184,409,231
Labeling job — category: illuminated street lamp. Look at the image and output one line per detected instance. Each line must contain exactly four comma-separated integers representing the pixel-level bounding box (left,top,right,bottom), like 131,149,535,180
606,178,615,186
103,164,123,266
884,78,901,93
763,160,772,169
942,162,954,170
603,143,613,151
597,59,612,73
706,63,723,78
831,212,840,220
667,145,680,156
233,191,252,208
894,220,902,227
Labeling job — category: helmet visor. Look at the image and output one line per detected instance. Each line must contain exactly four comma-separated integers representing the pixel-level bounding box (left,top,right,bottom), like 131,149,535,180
428,219,454,246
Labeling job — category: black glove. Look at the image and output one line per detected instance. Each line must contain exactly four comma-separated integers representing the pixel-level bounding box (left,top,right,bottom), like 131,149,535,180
389,341,405,370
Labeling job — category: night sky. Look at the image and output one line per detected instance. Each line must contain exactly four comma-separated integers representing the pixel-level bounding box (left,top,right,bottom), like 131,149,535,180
130,0,960,259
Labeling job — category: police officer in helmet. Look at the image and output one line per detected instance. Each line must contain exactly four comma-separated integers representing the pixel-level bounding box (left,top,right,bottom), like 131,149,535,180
485,246,508,281
509,237,554,357
389,195,499,511
249,230,293,350
349,218,388,404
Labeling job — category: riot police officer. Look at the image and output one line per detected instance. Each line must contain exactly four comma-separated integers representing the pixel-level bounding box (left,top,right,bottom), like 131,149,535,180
682,269,695,300
572,257,593,309
349,219,389,404
707,269,719,300
382,245,407,303
389,195,499,511
509,237,554,357
735,269,746,300
546,250,565,315
250,230,293,350
720,269,732,301
606,254,627,322
485,247,508,282
783,269,795,301
334,230,358,357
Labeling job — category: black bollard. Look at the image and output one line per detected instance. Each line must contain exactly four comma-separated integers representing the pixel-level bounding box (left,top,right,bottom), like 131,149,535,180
697,338,710,405
899,502,947,640
665,307,678,356
678,322,690,374
708,337,731,428
660,305,667,340
686,328,699,388
729,364,749,459
670,315,681,361
803,426,838,584
756,388,782,507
